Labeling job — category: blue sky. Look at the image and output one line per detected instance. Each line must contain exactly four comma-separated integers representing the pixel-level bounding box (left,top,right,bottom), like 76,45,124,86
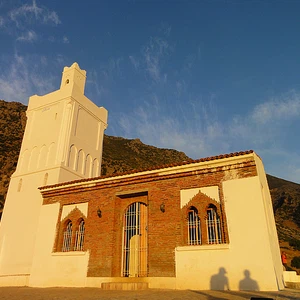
1,0,300,183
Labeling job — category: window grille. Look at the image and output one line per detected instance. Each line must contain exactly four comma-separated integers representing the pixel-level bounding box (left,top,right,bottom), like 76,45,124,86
62,221,72,251
122,202,147,277
206,206,222,244
188,207,201,245
74,220,85,251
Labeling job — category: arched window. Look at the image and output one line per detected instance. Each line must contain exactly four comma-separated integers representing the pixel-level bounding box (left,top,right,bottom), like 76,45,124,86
122,202,148,277
62,221,72,252
206,205,222,244
74,220,85,251
76,149,84,174
188,206,201,245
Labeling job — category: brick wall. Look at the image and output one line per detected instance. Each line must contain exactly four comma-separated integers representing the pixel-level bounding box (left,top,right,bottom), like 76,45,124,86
43,158,257,278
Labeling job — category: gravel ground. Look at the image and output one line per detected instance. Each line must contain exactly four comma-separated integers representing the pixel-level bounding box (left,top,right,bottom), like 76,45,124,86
0,287,299,300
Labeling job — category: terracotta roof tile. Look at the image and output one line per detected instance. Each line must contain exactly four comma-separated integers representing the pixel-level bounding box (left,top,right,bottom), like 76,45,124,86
39,150,254,190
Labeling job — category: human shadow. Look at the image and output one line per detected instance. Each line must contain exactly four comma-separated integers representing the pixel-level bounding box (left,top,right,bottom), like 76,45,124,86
239,269,259,291
210,267,230,290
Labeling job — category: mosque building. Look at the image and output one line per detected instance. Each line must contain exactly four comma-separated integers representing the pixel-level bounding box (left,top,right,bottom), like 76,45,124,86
0,63,284,291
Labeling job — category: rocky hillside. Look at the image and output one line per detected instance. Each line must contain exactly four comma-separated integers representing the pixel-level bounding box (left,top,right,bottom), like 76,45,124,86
101,136,189,176
0,100,27,211
267,174,300,270
1,100,300,271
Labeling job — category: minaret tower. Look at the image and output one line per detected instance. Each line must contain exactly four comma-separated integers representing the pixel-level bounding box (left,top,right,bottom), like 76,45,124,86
0,63,107,282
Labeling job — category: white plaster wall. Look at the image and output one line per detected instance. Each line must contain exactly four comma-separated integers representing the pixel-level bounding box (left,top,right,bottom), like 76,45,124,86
0,275,29,287
176,176,283,291
67,101,107,177
283,271,300,283
253,153,284,289
29,203,89,287
180,186,220,208
61,203,88,221
0,164,82,281
0,171,56,276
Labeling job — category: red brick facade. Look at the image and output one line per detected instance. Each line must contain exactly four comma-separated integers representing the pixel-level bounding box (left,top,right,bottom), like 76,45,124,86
42,156,257,278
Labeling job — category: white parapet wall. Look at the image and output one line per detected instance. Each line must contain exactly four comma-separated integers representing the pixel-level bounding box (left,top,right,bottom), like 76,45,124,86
175,175,284,291
29,203,90,287
283,271,300,283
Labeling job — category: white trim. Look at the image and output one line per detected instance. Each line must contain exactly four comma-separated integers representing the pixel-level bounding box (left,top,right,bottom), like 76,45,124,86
176,244,230,251
51,251,87,256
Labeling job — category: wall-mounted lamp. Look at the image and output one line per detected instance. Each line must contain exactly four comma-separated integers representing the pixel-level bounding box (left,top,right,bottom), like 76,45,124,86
97,208,102,218
160,203,165,213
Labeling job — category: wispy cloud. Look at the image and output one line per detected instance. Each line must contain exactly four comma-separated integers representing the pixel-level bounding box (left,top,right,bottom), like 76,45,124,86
0,53,57,103
182,53,198,73
159,23,172,37
227,91,300,149
175,80,187,98
48,36,70,44
0,16,4,27
44,10,60,25
9,0,60,27
109,33,300,182
0,0,61,42
129,55,139,70
143,37,171,83
113,85,300,182
62,36,69,44
116,93,222,157
87,70,107,99
16,29,37,42
251,91,300,124
99,57,123,81
85,57,125,103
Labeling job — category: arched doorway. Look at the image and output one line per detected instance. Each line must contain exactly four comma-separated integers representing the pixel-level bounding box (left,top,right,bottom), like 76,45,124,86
122,202,148,277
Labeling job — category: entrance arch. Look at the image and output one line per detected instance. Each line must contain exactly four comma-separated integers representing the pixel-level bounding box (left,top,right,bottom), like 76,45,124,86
122,202,148,277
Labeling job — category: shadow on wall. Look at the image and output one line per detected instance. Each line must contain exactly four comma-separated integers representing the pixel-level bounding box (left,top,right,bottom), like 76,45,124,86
239,269,259,291
209,268,259,291
210,267,230,290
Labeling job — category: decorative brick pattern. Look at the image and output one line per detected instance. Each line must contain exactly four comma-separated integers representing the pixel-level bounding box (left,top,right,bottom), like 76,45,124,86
54,207,86,252
42,156,257,278
182,191,228,245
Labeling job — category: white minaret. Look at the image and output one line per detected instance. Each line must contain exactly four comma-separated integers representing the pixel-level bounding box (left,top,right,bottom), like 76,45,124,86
0,63,107,283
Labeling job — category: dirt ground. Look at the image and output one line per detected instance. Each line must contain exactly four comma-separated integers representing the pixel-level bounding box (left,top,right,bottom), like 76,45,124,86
0,287,299,300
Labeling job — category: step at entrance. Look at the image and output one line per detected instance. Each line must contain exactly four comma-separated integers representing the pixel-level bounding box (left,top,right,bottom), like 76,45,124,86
101,282,148,290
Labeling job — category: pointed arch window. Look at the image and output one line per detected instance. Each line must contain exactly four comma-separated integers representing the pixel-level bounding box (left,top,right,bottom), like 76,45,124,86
62,221,72,252
74,220,85,251
206,204,222,244
188,206,201,245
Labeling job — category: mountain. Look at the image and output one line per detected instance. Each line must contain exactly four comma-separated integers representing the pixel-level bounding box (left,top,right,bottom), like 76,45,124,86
0,100,27,211
0,100,300,271
101,136,189,176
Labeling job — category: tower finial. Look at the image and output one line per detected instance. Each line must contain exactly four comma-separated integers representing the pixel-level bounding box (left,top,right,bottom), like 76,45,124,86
60,62,87,94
